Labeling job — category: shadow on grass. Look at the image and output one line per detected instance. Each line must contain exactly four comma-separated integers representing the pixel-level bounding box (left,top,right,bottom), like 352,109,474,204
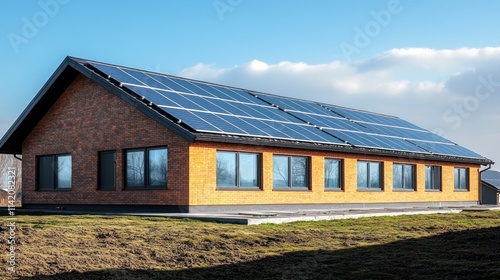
19,226,500,280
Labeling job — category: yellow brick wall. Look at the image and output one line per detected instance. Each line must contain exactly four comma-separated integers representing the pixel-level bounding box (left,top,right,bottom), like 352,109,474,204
188,141,480,206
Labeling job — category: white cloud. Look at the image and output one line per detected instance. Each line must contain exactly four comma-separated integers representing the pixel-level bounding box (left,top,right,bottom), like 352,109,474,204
179,47,500,169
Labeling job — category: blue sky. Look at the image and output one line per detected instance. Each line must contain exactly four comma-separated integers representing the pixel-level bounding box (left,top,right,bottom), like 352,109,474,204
1,0,500,170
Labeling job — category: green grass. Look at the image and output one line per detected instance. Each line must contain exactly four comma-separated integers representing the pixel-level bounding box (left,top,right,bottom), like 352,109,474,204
1,211,500,279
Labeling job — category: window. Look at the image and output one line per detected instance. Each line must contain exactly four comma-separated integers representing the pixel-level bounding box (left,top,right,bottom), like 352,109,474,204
125,147,168,189
216,151,260,189
454,167,469,191
325,159,342,190
357,161,382,190
393,164,415,190
273,155,309,189
425,166,441,191
99,151,116,190
38,154,72,190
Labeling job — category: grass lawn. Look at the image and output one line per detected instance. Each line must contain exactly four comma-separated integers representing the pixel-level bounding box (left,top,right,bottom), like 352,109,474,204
1,211,500,279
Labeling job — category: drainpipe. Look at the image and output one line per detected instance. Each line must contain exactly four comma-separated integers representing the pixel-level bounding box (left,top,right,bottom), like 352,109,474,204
479,164,492,205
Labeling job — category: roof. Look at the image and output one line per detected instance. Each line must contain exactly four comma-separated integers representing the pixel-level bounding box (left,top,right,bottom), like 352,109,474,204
0,56,494,166
482,170,500,190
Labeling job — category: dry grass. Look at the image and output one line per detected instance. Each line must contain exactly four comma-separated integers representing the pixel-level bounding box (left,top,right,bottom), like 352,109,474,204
1,211,500,279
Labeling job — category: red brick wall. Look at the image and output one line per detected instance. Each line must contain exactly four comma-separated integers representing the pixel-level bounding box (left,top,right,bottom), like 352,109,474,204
22,74,190,206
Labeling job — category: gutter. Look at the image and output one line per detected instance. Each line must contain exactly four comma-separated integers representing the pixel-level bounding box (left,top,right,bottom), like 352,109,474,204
194,133,494,166
479,164,493,204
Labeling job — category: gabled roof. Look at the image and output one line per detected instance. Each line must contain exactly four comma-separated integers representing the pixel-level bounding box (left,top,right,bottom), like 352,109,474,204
482,170,500,190
0,57,494,166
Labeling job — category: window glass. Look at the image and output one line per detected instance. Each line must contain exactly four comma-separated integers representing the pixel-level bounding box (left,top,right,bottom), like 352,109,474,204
425,166,441,190
325,159,342,189
454,167,469,190
369,162,381,189
425,166,432,189
148,148,168,186
38,156,55,190
273,155,309,189
99,151,116,190
216,151,260,188
358,161,382,190
126,150,145,188
216,151,237,187
394,164,415,190
459,169,467,190
239,153,259,188
357,161,368,189
403,165,414,189
273,155,289,188
57,155,72,189
37,154,72,190
393,164,403,189
291,156,308,188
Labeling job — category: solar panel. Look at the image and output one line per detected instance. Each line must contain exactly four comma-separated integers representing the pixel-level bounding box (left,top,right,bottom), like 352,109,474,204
90,63,143,85
85,61,486,160
407,139,484,159
87,62,347,145
482,171,500,189
250,92,487,159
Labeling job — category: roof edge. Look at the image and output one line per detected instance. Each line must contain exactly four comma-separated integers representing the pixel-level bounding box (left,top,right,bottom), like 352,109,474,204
194,133,494,166
0,56,196,154
0,56,78,154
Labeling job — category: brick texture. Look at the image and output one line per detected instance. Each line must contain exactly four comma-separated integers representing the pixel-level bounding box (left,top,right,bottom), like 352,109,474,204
188,142,480,206
22,74,190,206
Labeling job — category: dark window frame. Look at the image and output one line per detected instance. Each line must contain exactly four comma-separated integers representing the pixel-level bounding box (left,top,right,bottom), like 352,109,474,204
357,161,383,191
324,158,343,190
216,151,262,189
124,147,168,190
425,165,442,191
393,163,416,191
98,150,117,191
37,154,72,191
273,155,310,190
454,167,470,191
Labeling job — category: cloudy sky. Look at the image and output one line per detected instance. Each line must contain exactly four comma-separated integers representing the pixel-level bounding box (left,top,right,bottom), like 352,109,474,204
1,0,499,170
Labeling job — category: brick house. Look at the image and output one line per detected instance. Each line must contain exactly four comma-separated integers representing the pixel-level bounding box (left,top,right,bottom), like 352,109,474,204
0,57,494,212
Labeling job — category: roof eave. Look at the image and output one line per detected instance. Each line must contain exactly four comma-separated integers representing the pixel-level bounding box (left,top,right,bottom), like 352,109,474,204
0,57,196,154
0,56,79,154
194,133,494,166
481,181,500,192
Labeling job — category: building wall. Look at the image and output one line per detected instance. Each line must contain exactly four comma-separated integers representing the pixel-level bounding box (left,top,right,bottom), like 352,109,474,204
481,183,499,205
188,141,480,207
22,74,190,206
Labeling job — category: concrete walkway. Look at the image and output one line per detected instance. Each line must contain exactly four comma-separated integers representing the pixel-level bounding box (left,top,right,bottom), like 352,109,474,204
18,205,500,225
50,205,499,225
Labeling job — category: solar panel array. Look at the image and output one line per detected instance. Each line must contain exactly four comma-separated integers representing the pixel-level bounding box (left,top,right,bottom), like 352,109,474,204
482,170,500,189
88,62,346,145
84,61,486,160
